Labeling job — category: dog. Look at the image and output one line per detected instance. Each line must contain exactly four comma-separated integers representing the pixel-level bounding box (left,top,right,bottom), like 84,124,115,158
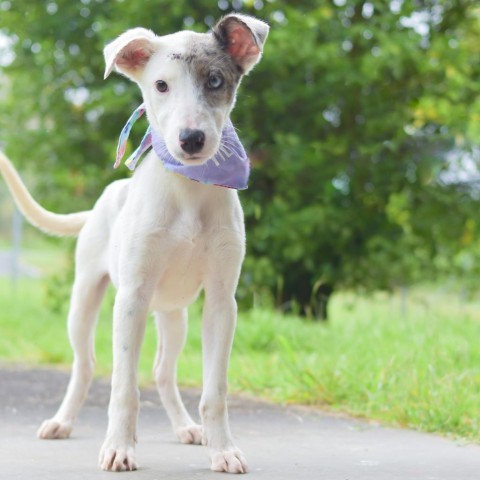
0,13,269,473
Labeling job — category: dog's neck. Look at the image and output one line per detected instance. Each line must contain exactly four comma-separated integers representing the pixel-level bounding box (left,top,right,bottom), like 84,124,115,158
115,104,250,190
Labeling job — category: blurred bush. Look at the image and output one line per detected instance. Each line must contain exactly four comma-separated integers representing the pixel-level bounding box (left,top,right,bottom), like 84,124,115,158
1,0,480,318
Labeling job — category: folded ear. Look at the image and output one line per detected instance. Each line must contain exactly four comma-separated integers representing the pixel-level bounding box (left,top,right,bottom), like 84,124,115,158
104,27,158,80
213,14,269,75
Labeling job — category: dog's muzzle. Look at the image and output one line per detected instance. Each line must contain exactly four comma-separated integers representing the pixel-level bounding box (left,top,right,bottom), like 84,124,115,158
114,103,250,190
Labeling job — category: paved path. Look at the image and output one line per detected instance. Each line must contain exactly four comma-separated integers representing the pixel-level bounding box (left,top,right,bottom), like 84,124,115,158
1,366,479,479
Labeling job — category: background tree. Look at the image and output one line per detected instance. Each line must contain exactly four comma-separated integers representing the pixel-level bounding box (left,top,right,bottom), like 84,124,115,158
1,0,480,318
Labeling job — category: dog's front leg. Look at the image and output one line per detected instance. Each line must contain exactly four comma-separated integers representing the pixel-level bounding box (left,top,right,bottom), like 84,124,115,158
200,283,247,474
99,284,152,472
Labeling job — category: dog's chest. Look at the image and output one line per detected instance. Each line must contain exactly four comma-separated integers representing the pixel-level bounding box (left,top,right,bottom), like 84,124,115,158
111,169,245,311
149,218,215,311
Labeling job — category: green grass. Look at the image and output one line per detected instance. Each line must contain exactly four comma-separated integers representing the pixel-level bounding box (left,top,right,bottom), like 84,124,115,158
0,229,73,274
1,275,479,443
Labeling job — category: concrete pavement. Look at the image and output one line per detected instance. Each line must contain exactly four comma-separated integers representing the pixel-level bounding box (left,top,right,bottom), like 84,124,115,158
1,366,479,479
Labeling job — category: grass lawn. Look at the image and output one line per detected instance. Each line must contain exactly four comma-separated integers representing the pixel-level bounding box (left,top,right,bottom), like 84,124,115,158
0,272,479,443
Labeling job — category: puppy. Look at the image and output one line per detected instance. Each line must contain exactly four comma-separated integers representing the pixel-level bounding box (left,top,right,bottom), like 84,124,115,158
0,13,268,474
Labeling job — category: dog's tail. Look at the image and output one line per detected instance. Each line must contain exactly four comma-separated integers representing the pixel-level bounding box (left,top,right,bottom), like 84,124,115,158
0,151,90,237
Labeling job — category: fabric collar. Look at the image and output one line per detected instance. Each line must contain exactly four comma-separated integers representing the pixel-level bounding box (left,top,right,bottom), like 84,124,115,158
115,103,250,190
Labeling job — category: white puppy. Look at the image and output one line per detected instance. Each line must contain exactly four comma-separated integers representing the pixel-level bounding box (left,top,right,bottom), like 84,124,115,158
0,13,268,474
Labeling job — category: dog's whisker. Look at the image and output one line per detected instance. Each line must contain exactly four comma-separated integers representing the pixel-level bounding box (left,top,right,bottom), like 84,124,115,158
221,137,241,146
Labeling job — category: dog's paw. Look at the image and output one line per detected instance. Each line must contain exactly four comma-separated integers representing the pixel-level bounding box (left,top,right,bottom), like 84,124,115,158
175,424,203,445
210,449,248,474
37,419,72,439
99,444,137,472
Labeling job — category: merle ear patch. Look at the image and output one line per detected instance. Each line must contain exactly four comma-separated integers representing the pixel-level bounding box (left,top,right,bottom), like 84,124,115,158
213,14,269,74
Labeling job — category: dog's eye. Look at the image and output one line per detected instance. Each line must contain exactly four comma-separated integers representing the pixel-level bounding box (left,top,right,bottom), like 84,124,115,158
155,80,169,93
207,73,223,90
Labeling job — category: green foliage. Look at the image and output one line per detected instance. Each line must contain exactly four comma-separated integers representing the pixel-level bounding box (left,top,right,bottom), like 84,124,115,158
1,1,480,314
238,1,480,312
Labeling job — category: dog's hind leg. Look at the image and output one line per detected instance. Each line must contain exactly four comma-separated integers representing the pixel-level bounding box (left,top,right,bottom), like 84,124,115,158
37,270,109,439
153,309,203,445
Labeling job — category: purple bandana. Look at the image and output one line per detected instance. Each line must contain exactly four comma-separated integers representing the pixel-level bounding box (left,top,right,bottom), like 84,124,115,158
115,103,250,190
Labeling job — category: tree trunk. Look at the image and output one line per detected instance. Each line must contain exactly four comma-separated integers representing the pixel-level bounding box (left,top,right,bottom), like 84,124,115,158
310,283,333,321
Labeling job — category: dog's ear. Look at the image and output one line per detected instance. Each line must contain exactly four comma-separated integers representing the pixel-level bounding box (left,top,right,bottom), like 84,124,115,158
104,28,158,80
213,14,269,75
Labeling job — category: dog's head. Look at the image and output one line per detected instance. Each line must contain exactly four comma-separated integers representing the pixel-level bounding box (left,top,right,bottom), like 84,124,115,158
104,14,269,165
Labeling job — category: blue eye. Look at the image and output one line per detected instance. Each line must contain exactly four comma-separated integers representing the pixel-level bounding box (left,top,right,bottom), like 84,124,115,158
207,73,223,89
155,80,168,93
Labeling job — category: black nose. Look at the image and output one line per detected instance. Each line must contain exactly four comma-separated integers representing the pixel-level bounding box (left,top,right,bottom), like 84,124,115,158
179,129,205,155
